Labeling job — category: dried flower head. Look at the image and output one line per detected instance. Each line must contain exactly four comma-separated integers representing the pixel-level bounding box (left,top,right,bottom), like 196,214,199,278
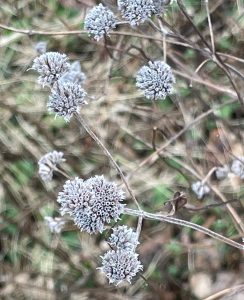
47,81,87,121
99,249,143,285
191,181,210,199
35,41,47,54
215,165,229,180
231,157,244,179
152,0,167,15
84,4,117,41
136,61,175,100
44,216,65,233
32,52,70,87
60,61,86,85
57,175,125,234
38,150,65,182
108,225,139,251
118,0,163,26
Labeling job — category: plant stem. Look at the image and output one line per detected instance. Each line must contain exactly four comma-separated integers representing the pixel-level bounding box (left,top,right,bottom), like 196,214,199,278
124,208,244,251
75,113,141,211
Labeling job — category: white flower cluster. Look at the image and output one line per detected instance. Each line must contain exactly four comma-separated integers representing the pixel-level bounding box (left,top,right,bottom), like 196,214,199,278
32,49,87,122
136,61,175,100
38,150,65,182
84,4,117,41
57,175,125,234
215,157,244,180
44,216,65,233
99,225,142,285
84,0,168,40
191,181,210,200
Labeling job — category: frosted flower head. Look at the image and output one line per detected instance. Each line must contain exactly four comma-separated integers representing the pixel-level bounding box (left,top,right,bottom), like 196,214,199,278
32,52,70,87
47,81,87,122
60,61,86,85
191,181,210,199
99,249,143,285
38,150,65,182
118,0,161,26
152,0,166,15
108,225,139,251
215,165,229,180
44,217,65,234
136,61,175,100
57,175,125,234
35,41,47,54
231,157,244,179
84,4,117,41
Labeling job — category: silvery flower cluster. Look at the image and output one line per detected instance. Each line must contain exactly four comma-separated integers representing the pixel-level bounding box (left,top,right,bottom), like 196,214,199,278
108,225,139,251
47,81,87,121
117,0,164,26
44,216,65,234
32,51,87,121
215,165,229,180
84,4,117,41
99,225,142,285
231,156,244,179
136,61,175,100
60,61,86,85
38,150,65,182
57,175,125,234
32,52,70,87
35,41,47,54
191,181,210,199
99,249,143,285
214,158,244,181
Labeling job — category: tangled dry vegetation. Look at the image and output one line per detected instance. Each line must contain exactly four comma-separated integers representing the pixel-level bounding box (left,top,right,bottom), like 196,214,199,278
0,0,244,299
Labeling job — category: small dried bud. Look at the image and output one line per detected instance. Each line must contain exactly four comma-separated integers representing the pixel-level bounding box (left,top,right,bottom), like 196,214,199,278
60,61,86,85
35,41,47,54
32,52,70,87
191,181,210,199
108,225,139,251
44,216,65,233
215,165,229,180
231,157,244,179
99,249,143,285
57,175,125,234
136,61,175,100
38,151,65,182
47,81,87,122
84,4,117,41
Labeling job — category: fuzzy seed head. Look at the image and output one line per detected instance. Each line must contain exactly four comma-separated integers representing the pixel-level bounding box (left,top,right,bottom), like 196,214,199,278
231,157,244,179
99,249,143,285
60,61,86,85
32,52,70,87
118,0,163,26
57,175,125,234
84,4,117,41
44,216,65,233
47,81,87,121
152,0,167,15
136,61,175,100
35,41,47,54
191,181,210,199
215,165,229,180
108,225,139,251
38,151,65,182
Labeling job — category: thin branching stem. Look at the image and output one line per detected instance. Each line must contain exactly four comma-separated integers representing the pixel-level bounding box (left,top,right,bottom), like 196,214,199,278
75,113,141,211
124,208,244,251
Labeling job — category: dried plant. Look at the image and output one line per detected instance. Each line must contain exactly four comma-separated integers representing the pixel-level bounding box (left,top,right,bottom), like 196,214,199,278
31,52,70,87
1,0,244,296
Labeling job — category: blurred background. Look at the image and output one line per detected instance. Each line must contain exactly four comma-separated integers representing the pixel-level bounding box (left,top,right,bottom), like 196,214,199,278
0,0,244,299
